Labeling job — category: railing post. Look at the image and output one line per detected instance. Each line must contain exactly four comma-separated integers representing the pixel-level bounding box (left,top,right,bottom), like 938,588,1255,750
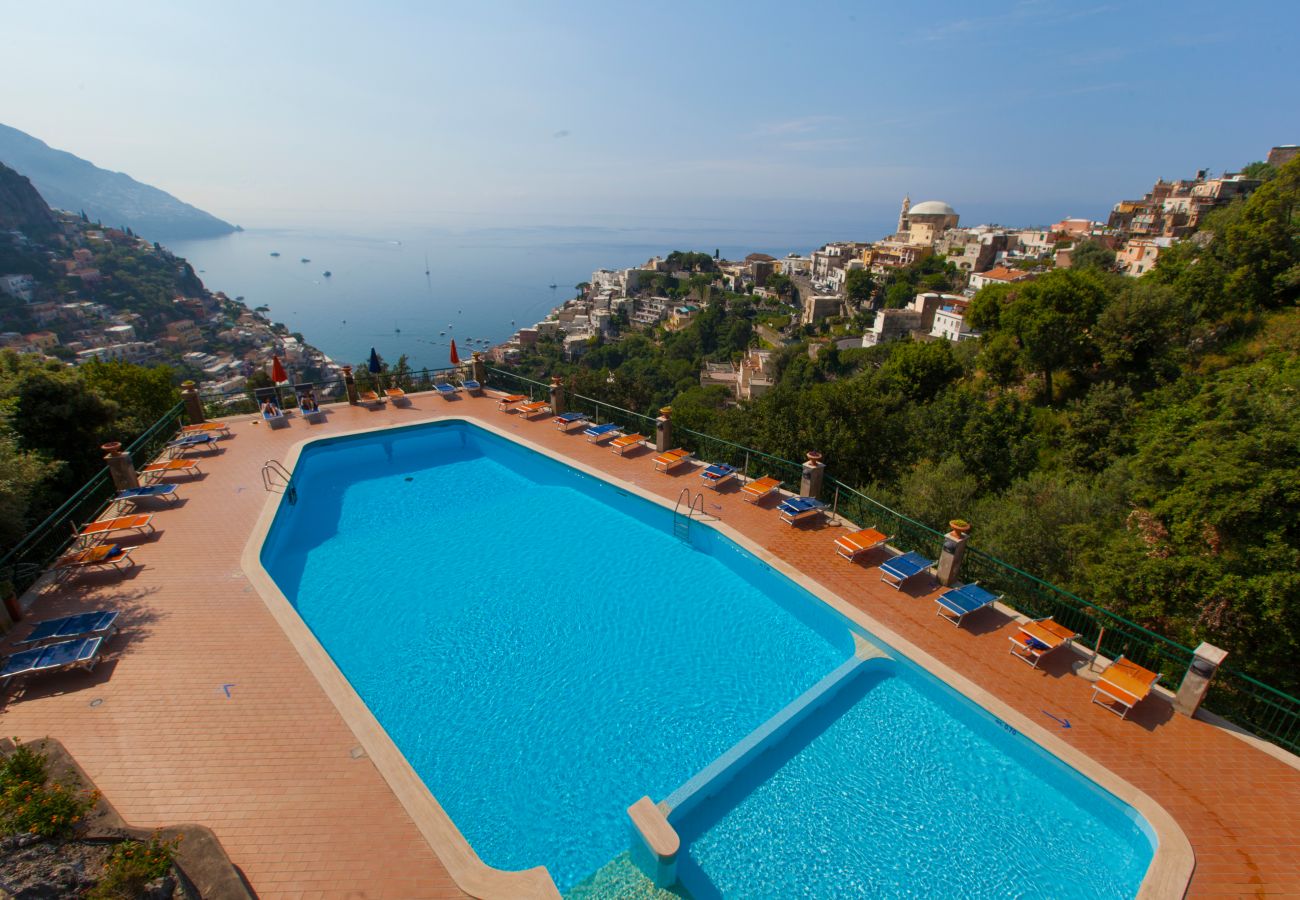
342,365,359,405
656,407,672,453
937,519,971,587
549,376,565,416
1174,643,1228,717
800,451,825,499
471,351,486,385
101,441,140,492
180,380,205,424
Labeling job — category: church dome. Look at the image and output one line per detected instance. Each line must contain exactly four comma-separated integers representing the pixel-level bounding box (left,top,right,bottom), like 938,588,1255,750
908,200,956,217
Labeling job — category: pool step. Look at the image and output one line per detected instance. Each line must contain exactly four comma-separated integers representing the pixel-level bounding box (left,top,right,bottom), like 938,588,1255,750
565,851,693,899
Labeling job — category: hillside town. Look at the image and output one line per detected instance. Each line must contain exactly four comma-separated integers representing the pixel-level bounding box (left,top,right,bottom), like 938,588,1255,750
489,144,1298,400
0,193,343,399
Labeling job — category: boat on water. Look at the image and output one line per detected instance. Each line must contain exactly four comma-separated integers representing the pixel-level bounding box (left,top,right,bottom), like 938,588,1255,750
323,271,332,277
301,258,311,263
549,283,558,289
270,252,280,257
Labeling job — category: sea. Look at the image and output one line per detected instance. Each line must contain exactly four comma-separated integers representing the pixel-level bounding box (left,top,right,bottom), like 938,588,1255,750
165,220,868,371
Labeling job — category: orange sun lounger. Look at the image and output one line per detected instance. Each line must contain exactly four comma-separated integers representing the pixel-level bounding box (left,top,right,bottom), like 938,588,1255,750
1092,657,1161,719
653,448,693,472
496,394,528,410
515,401,552,419
834,527,889,562
140,459,201,482
610,433,646,455
741,476,781,504
180,422,229,437
52,543,135,576
1009,618,1079,668
384,387,410,406
76,514,154,545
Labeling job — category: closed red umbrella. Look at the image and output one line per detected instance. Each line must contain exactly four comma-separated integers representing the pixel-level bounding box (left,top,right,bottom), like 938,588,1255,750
271,355,287,383
449,340,460,366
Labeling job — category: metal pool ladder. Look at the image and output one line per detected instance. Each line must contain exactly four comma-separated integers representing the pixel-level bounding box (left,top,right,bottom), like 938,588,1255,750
261,459,297,504
673,488,705,542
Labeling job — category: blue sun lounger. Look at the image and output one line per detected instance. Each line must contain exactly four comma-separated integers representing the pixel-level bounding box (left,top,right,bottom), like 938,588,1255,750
935,583,1001,627
459,379,482,395
434,382,458,399
584,422,621,443
165,432,217,456
700,463,737,490
19,611,120,646
879,551,933,590
777,496,827,526
1,636,105,686
554,411,590,431
113,484,178,508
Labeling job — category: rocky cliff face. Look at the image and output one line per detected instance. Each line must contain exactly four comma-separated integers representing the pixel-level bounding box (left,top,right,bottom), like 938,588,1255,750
0,162,57,235
0,123,236,241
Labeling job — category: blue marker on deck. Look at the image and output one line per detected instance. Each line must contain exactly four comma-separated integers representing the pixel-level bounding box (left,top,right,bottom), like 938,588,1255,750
222,683,236,698
1042,710,1072,729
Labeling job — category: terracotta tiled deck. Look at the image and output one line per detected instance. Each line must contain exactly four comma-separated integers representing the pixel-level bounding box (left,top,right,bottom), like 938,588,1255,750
3,392,1299,899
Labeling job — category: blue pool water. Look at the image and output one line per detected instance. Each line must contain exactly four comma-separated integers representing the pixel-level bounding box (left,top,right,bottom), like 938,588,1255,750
261,420,1154,896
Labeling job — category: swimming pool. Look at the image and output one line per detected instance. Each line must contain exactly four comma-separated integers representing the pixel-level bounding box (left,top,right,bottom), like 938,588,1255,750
259,419,1155,896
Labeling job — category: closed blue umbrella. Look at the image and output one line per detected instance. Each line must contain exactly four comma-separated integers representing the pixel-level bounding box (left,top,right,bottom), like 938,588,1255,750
368,347,382,390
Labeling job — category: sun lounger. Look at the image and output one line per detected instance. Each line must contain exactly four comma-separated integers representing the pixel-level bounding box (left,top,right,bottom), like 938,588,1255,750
653,448,693,472
879,551,933,590
700,463,736,490
741,476,782,505
554,411,590,432
610,433,646,455
497,393,528,411
935,582,1001,627
19,611,120,646
76,514,154,545
52,544,134,577
113,484,177,509
835,527,889,562
777,496,828,526
139,459,201,482
385,387,411,407
1092,657,1161,719
255,388,288,428
357,390,385,408
434,382,458,400
294,383,326,422
164,432,217,457
584,422,622,443
1,637,106,686
460,379,482,395
515,401,552,419
1009,618,1079,668
179,422,229,437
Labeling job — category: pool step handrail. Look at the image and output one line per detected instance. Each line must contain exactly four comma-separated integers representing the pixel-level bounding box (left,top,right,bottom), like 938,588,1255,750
672,489,708,542
261,459,297,504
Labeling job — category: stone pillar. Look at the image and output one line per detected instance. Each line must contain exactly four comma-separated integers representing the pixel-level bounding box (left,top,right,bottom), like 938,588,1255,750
471,351,486,385
180,380,205,424
342,365,359,405
1173,642,1228,717
799,450,825,499
936,519,971,587
549,376,565,416
655,407,672,453
102,441,139,492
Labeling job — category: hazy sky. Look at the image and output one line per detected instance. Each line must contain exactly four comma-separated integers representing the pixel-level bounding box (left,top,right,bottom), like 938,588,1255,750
4,0,1298,234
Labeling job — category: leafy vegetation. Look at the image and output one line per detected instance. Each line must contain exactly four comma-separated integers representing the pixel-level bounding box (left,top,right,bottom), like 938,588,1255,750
0,740,99,839
503,156,1300,690
88,832,181,899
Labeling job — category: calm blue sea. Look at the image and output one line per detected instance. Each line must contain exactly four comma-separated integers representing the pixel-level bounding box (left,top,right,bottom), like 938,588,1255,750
167,221,841,371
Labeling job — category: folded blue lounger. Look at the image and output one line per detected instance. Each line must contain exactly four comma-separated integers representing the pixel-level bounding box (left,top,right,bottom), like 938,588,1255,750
879,551,933,590
554,411,589,430
459,379,482,394
1,637,104,684
935,583,1001,627
584,422,621,442
701,463,737,490
20,611,120,646
114,484,178,506
166,433,217,451
434,382,458,397
777,496,827,525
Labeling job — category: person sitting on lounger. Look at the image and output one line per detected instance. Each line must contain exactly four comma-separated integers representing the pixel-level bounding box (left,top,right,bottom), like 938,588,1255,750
300,391,317,412
261,399,282,418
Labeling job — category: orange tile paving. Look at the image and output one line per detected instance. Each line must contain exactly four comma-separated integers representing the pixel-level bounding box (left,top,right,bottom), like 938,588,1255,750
3,391,1299,899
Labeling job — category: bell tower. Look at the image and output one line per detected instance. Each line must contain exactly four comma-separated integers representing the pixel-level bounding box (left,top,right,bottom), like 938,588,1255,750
897,194,911,237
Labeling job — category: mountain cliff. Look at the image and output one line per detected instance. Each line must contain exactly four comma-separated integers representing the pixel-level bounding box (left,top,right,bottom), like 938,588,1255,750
0,162,57,236
0,123,236,241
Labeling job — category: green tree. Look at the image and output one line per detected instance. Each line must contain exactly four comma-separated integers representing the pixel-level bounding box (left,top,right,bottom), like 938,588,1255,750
843,268,874,305
1070,240,1118,272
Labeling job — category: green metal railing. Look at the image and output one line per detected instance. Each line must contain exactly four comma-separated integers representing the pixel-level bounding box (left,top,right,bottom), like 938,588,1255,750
198,367,464,416
676,427,806,489
483,368,660,435
0,401,187,597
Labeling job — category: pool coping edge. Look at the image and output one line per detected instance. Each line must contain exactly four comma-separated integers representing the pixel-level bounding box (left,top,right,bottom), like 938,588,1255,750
240,411,1194,900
